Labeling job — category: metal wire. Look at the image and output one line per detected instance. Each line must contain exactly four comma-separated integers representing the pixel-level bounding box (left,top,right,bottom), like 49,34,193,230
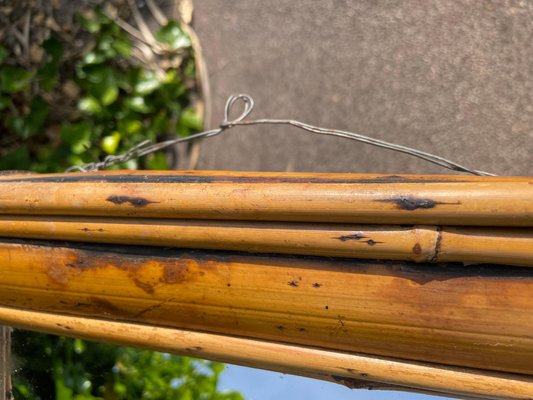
67,94,495,176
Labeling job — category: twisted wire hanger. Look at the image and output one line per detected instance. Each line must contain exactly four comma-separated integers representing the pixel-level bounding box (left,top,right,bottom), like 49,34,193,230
67,94,495,176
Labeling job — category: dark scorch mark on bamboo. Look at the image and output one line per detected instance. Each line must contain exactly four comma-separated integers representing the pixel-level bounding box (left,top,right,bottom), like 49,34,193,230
337,233,367,241
106,195,158,207
377,196,460,211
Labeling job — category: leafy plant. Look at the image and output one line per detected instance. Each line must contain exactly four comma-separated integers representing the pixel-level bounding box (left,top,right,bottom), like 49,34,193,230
11,331,243,400
0,7,201,172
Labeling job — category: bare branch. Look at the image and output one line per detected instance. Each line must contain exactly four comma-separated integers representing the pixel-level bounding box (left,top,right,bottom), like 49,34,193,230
145,0,168,26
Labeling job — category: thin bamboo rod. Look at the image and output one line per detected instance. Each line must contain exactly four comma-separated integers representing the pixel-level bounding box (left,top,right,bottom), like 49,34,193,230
1,307,532,400
0,216,532,266
0,171,532,226
1,239,532,375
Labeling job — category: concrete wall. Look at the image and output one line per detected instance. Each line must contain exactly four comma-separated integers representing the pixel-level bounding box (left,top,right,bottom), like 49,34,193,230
192,1,532,175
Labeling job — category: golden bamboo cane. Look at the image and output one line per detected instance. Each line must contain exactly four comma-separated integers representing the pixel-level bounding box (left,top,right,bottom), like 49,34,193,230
1,307,531,400
1,238,532,376
0,216,531,266
0,171,532,226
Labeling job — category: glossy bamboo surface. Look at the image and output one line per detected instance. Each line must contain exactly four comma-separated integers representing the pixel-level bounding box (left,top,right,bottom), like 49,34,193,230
1,239,532,376
1,307,532,400
0,171,532,226
0,217,531,266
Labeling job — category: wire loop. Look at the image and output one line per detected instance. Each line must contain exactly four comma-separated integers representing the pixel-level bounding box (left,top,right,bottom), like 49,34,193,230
222,94,255,128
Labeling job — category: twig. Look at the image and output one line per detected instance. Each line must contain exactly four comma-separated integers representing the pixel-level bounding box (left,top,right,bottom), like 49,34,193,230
127,0,159,48
10,26,27,51
132,42,165,78
23,9,31,65
113,16,164,53
145,0,168,26
176,2,211,169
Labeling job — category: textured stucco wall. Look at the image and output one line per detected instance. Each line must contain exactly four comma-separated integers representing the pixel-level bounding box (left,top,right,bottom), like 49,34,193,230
191,0,532,175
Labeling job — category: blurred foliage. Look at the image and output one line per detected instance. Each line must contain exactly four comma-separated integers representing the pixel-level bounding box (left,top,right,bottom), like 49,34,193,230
12,331,243,400
0,7,202,172
2,4,240,400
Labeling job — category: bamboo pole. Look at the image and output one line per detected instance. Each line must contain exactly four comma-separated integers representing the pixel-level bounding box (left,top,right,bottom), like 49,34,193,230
1,239,532,375
0,171,532,226
1,307,532,400
0,216,531,266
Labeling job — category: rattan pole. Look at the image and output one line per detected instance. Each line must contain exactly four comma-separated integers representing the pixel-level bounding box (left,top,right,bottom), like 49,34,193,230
1,239,532,375
0,217,531,266
0,307,531,400
0,171,532,226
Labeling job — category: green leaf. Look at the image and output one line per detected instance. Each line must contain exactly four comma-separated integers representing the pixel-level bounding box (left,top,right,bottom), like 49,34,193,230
134,70,161,95
81,51,105,66
163,70,179,84
42,36,63,64
101,131,121,154
210,362,225,375
146,151,169,170
96,33,115,56
120,157,136,170
124,96,152,113
78,11,101,33
61,121,92,154
8,116,30,138
37,36,63,92
73,339,86,355
81,64,119,105
0,146,31,170
184,58,196,79
100,84,118,105
37,62,59,91
114,71,130,91
25,96,49,137
177,107,203,136
155,21,191,49
0,95,10,110
151,112,170,133
78,96,102,114
118,119,143,136
111,37,132,57
0,46,8,63
55,372,74,400
81,63,110,83
0,66,33,93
